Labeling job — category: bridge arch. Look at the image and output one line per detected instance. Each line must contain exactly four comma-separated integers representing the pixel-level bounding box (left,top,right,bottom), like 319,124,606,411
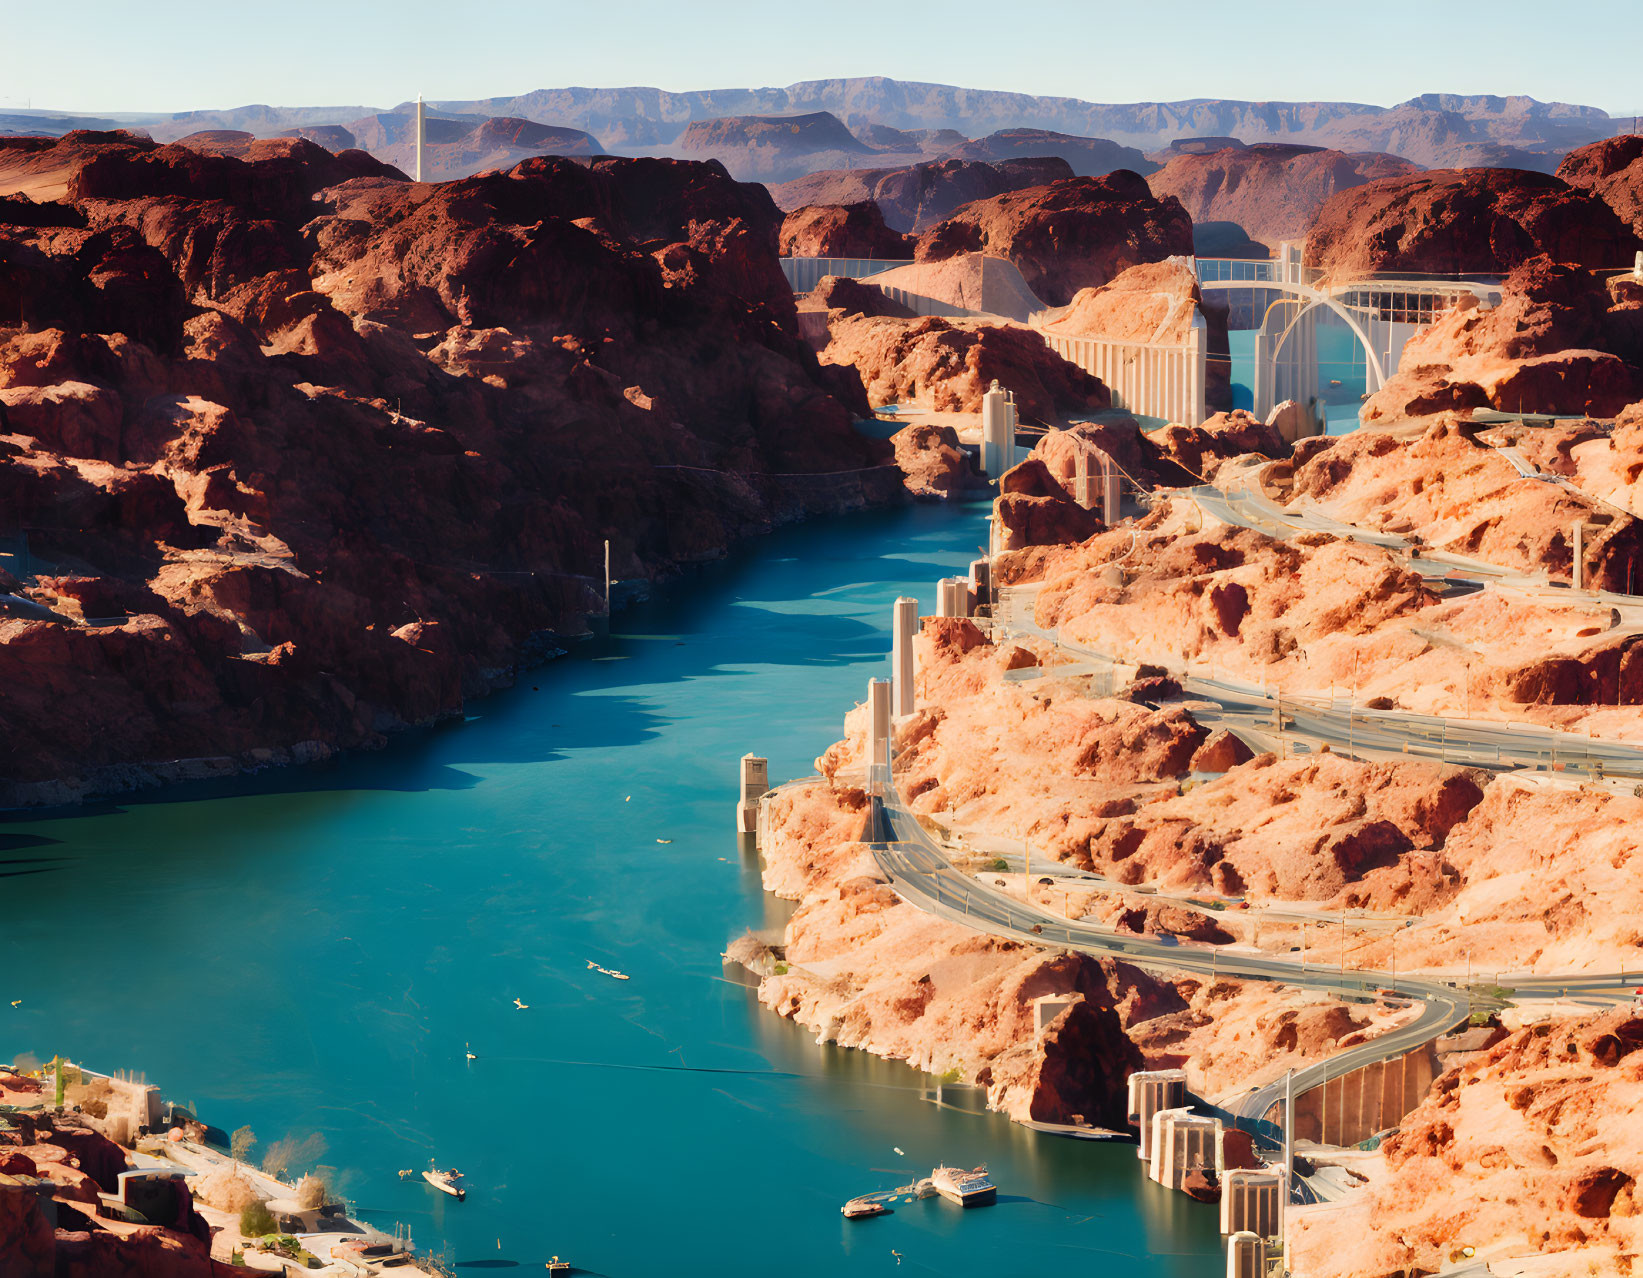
1195,250,1500,424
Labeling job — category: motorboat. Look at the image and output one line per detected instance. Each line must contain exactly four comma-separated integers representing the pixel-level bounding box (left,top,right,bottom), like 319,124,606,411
423,1165,465,1200
931,1164,995,1207
841,1195,889,1219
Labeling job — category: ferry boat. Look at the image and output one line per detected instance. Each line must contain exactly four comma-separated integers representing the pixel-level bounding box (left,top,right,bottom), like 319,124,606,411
841,1195,889,1219
423,1165,466,1200
931,1164,995,1207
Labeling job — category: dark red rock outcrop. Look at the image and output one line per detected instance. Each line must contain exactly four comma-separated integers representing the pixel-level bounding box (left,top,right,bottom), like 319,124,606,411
807,274,914,319
1557,136,1643,240
890,422,974,500
820,315,1110,420
0,132,900,804
994,458,1103,550
1305,167,1642,277
778,201,912,259
916,173,1194,306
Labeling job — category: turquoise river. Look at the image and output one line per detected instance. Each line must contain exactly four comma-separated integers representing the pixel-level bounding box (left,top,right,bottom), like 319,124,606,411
1,497,1222,1276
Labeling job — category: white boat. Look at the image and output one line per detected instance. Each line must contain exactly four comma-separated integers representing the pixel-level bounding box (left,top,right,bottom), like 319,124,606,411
931,1164,995,1207
423,1166,465,1200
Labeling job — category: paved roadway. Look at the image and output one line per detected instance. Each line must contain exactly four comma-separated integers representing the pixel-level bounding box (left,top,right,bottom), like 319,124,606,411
993,579,1643,781
868,773,1639,1141
866,775,1469,1137
1187,476,1643,617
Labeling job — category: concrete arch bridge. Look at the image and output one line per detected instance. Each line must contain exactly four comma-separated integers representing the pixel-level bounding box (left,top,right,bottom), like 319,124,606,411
778,250,1505,429
1195,244,1503,422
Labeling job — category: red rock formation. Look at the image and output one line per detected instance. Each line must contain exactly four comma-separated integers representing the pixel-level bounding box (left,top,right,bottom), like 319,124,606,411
1151,410,1289,482
916,173,1195,306
1305,167,1642,277
994,458,1104,550
0,131,901,803
769,157,1075,233
0,1113,225,1278
1557,136,1643,239
1146,143,1419,246
1295,416,1643,587
806,274,914,319
777,201,912,259
1363,256,1643,421
1291,1011,1643,1276
890,422,975,500
818,314,1110,420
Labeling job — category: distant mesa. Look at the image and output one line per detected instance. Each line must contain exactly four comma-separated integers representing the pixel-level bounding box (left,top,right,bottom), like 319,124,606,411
769,157,1076,234
348,110,603,179
1147,144,1420,249
7,79,1625,177
162,108,603,180
938,128,1157,178
285,124,357,151
854,122,967,153
432,79,1619,171
1150,136,1246,159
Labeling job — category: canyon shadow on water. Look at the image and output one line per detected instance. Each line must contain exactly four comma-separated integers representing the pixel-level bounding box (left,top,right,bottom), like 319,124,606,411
1,497,1222,1277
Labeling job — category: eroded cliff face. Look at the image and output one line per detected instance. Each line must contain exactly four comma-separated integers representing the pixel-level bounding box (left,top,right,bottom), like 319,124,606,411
914,173,1194,307
742,621,1426,1125
1290,1012,1643,1278
1363,257,1643,421
816,313,1110,421
0,1101,223,1278
1305,167,1642,277
1146,144,1419,248
1558,136,1643,241
0,131,902,803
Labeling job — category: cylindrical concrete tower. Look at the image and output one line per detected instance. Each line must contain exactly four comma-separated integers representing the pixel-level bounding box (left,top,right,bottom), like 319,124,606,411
414,95,426,182
891,596,917,718
868,678,892,788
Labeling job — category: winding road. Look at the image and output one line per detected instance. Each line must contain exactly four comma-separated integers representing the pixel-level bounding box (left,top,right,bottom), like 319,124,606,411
849,479,1643,1144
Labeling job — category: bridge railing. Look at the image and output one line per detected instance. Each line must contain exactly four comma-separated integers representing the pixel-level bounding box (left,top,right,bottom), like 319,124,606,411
1033,317,1208,428
1194,257,1281,285
779,256,914,293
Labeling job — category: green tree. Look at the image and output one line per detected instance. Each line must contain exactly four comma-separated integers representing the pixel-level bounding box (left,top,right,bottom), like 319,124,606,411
239,1201,276,1238
230,1126,257,1165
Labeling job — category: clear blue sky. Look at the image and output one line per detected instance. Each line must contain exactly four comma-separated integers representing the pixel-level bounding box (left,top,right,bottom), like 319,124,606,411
7,0,1642,117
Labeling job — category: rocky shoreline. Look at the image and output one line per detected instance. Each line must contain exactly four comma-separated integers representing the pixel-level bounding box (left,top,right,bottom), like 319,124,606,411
0,131,916,807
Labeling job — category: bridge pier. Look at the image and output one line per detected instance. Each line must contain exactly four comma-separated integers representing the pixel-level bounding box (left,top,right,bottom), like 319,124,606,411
735,754,768,834
981,381,1016,477
1225,1231,1265,1278
891,596,917,717
868,678,892,793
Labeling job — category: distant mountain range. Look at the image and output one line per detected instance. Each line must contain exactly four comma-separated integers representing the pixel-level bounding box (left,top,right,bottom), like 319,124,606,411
3,78,1634,181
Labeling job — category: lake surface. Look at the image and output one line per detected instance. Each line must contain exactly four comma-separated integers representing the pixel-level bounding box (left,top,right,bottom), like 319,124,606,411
1227,324,1368,435
1,497,1222,1277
